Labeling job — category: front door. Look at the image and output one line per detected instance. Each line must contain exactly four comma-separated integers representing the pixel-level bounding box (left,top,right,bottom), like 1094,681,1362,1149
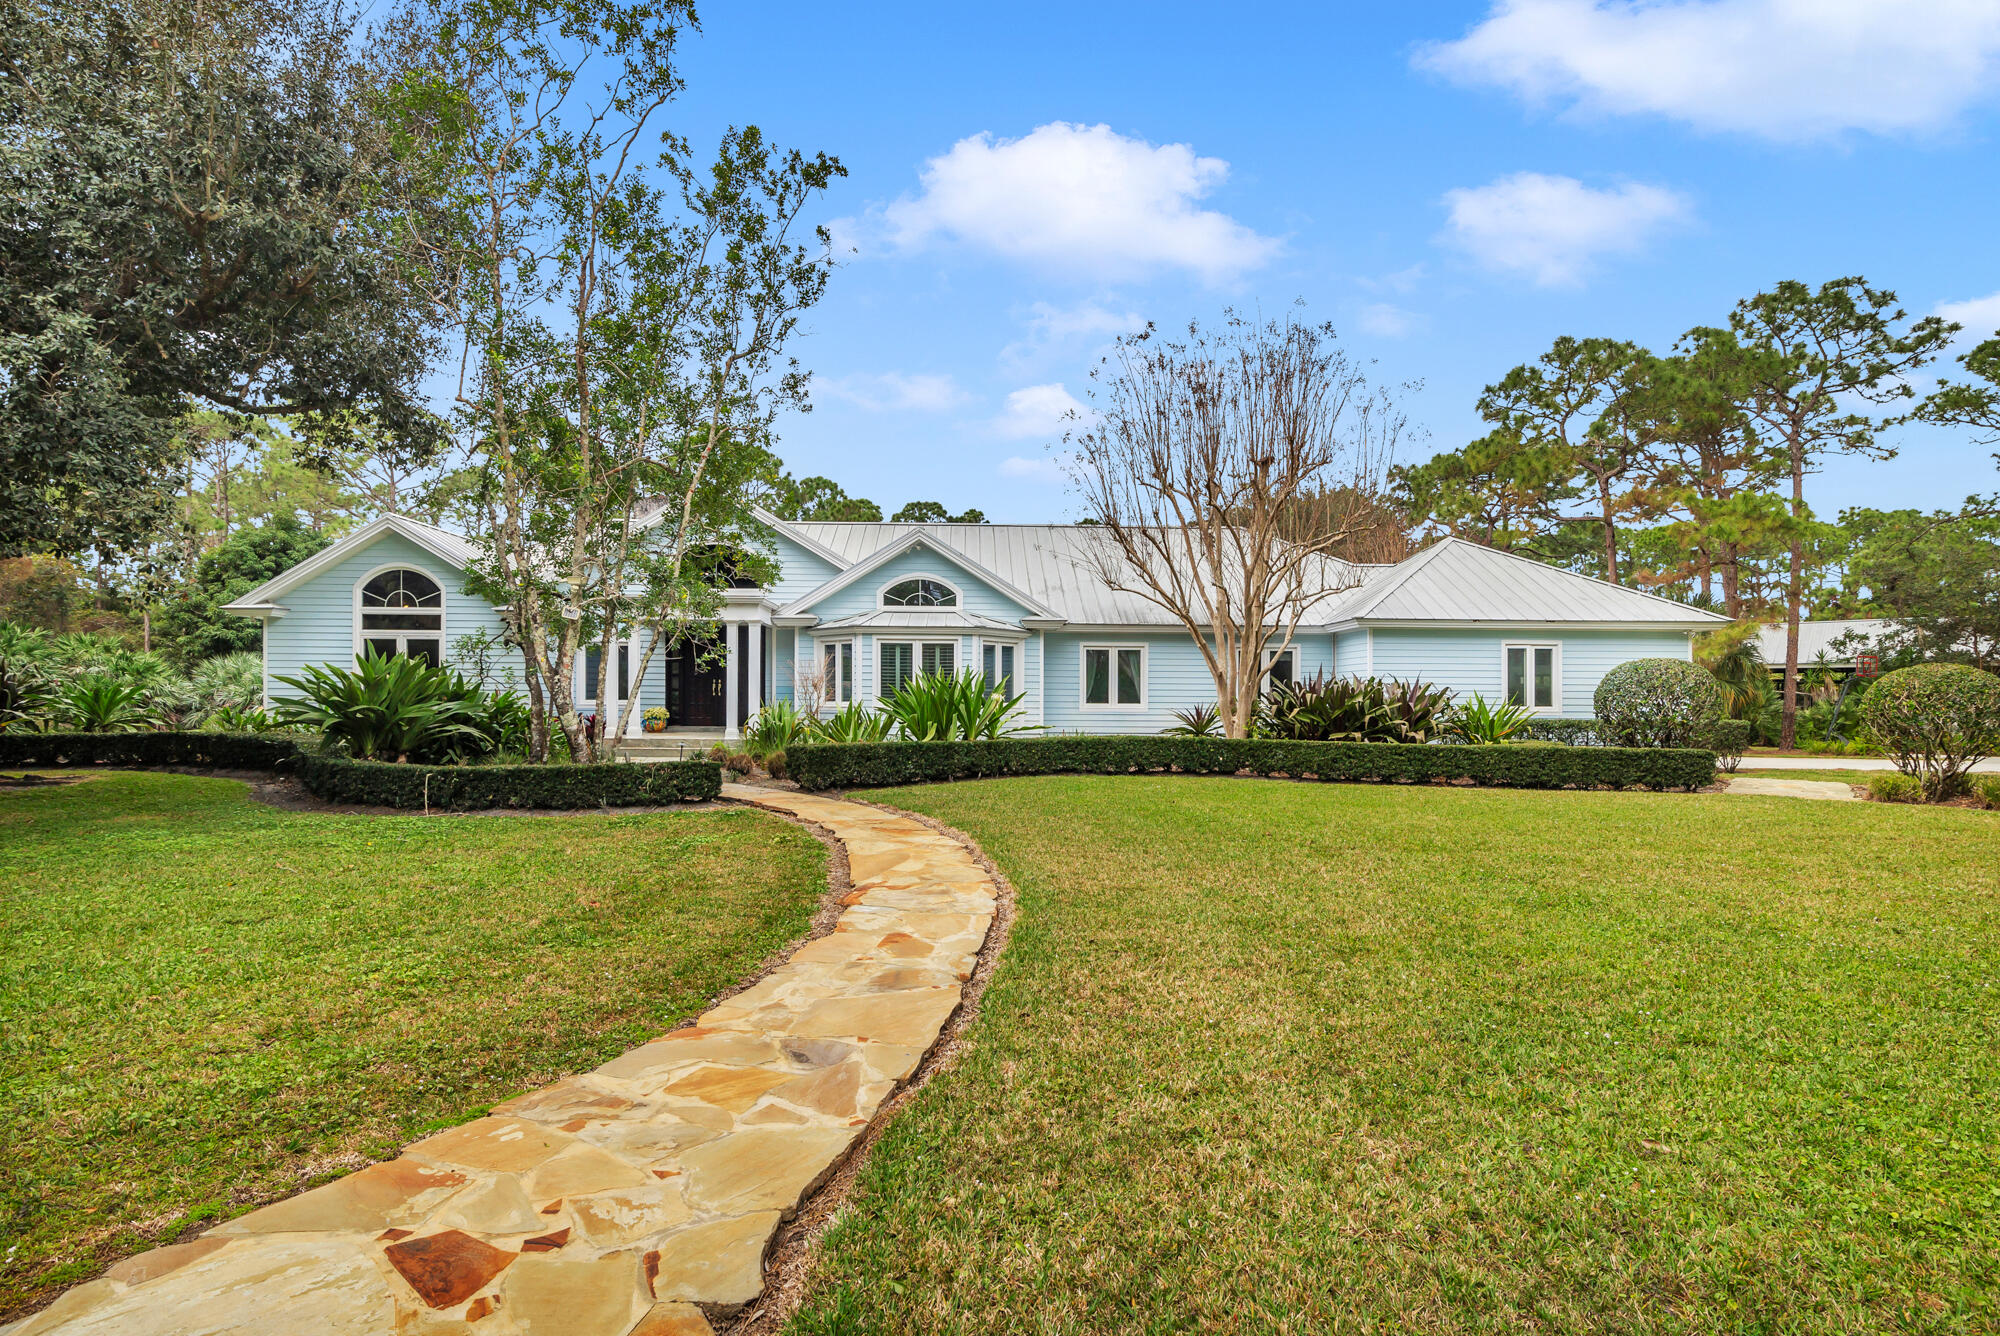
667,639,726,728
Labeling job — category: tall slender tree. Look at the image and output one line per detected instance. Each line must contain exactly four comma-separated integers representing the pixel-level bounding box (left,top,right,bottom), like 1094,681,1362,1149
1716,278,1954,747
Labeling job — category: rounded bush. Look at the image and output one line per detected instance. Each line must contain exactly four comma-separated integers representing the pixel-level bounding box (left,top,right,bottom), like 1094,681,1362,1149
1860,663,2000,801
1593,658,1725,749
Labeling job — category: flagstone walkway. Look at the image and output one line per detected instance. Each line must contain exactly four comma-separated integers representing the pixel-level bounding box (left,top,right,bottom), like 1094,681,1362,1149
9,786,998,1336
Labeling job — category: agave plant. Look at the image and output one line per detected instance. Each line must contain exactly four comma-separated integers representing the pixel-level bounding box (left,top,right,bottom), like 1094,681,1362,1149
273,652,505,763
1257,673,1452,743
1448,692,1533,745
879,670,1028,742
1163,703,1222,737
810,700,894,744
55,673,159,733
743,700,813,758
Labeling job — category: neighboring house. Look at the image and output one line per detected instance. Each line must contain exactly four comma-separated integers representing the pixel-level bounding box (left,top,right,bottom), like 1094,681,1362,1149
1754,618,1897,672
223,510,1728,739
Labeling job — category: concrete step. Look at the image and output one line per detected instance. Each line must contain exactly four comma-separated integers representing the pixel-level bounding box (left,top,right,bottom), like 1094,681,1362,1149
615,732,726,762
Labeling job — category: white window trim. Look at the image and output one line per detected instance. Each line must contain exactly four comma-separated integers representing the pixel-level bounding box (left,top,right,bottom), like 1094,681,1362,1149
877,638,958,694
1262,644,1297,691
1080,642,1148,710
980,638,1018,694
876,574,962,610
352,562,446,664
576,643,631,707
818,636,857,707
1501,641,1562,714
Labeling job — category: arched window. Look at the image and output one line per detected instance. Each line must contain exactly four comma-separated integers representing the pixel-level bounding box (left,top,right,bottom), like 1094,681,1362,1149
358,568,444,665
880,577,957,608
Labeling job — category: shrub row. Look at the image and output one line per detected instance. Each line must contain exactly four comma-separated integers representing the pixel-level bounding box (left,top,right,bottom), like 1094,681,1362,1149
0,732,720,810
787,736,1717,793
0,730,304,770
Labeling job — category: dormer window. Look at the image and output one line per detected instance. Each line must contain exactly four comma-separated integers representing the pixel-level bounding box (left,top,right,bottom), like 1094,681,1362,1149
881,577,957,608
358,568,444,665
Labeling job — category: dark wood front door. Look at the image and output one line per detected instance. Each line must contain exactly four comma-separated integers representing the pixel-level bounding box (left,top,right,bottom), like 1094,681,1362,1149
667,640,726,728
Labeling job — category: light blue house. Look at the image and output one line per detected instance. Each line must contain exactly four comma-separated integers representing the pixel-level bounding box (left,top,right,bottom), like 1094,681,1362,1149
224,510,1728,741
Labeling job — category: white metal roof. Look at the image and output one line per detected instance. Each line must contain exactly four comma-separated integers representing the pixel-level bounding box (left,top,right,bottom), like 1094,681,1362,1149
811,608,1025,634
1756,618,1897,665
1320,537,1727,628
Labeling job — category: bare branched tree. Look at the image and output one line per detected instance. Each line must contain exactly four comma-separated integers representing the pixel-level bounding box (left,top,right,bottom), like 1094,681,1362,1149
1069,311,1413,738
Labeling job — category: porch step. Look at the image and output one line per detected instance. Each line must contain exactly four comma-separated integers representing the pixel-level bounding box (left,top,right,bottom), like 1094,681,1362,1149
614,731,727,762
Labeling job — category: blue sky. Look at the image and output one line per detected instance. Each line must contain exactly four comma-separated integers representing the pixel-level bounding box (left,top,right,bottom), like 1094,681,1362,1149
662,0,2000,522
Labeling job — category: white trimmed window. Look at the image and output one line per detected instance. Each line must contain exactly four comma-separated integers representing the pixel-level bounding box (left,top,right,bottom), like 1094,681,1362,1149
981,641,1016,695
880,577,958,608
1082,645,1145,709
1265,647,1296,690
357,568,443,665
581,644,630,703
1504,642,1560,713
820,639,855,703
879,640,955,694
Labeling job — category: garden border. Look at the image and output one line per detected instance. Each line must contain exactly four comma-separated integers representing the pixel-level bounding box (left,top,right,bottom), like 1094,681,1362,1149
787,735,1717,793
0,732,721,810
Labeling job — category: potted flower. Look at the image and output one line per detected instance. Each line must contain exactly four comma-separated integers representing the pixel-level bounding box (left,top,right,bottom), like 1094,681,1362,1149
642,705,669,733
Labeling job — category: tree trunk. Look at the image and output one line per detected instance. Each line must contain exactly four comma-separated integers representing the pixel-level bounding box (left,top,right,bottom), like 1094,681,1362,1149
1720,541,1741,620
1779,444,1805,750
1599,480,1619,584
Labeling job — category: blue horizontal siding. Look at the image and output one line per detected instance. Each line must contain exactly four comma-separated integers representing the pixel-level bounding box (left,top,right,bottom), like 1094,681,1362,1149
1367,627,1694,717
264,532,512,699
766,532,844,607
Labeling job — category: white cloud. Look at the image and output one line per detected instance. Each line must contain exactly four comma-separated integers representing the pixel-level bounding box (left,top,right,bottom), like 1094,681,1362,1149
1000,299,1147,370
1936,291,2000,350
819,372,968,413
1439,172,1692,286
1357,264,1427,296
1356,303,1423,338
993,383,1088,439
1418,0,2000,141
999,454,1070,484
869,122,1281,283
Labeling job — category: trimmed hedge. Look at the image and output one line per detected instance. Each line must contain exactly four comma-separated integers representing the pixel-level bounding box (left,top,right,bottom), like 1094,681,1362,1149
0,731,721,810
0,731,303,770
787,736,1716,793
1518,718,1609,746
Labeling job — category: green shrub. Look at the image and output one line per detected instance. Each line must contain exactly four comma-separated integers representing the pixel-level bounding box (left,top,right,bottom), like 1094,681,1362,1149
188,651,264,723
1594,658,1725,749
1968,774,2000,810
812,700,893,744
1256,673,1451,743
0,622,58,730
54,673,158,733
1712,718,1752,773
787,736,1715,794
1517,718,1607,746
295,754,720,810
744,700,812,758
1867,772,1923,804
0,730,721,809
272,652,524,763
1860,663,2000,802
1448,693,1533,745
878,670,1028,741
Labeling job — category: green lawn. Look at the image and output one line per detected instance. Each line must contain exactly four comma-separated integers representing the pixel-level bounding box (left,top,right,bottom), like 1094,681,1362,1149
1734,768,1872,786
789,776,2000,1335
0,771,824,1320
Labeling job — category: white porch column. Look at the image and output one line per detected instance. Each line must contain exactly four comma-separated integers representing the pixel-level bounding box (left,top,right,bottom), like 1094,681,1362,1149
745,621,764,720
625,624,645,738
722,620,741,741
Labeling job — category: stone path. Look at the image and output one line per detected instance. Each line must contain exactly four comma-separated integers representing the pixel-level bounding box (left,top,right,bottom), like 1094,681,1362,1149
9,786,997,1336
1722,776,1859,801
